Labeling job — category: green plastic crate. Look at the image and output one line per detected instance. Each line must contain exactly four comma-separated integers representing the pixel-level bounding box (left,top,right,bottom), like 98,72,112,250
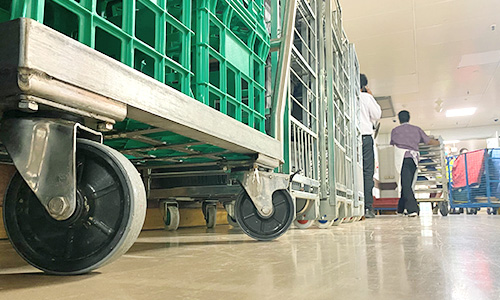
192,0,270,133
6,0,193,95
105,119,252,167
2,0,271,166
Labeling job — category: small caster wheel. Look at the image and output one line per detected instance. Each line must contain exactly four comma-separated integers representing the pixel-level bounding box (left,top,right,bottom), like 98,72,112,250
3,139,146,275
294,219,314,229
332,218,343,226
432,205,439,215
487,208,492,215
160,203,179,231
202,202,217,229
227,214,239,227
466,208,477,215
224,202,238,227
493,208,498,215
234,190,294,240
316,219,334,228
438,202,449,216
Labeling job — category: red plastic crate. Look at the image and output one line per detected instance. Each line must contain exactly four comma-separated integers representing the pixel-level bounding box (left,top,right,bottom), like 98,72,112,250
373,197,398,209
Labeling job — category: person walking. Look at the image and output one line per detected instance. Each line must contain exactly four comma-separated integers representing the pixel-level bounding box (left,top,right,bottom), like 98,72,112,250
359,74,382,218
390,110,440,217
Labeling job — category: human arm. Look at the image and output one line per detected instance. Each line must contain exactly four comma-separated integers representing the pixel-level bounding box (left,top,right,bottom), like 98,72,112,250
428,139,440,146
419,128,440,146
368,94,382,123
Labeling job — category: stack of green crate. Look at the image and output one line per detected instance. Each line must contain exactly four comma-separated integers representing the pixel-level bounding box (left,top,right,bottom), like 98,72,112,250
4,0,193,95
192,0,270,133
1,0,270,166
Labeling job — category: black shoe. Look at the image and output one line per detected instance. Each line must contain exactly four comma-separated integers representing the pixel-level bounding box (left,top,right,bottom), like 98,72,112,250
365,209,376,218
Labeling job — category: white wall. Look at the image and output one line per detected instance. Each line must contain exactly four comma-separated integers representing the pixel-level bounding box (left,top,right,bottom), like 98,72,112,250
429,125,500,141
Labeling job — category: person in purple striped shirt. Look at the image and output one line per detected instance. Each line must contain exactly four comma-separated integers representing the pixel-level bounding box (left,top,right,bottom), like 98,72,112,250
390,110,440,217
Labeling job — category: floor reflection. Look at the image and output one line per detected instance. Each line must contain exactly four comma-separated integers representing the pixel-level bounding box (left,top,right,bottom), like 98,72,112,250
1,215,500,299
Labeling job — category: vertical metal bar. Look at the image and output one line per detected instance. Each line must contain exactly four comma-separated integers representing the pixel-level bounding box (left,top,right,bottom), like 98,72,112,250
294,124,299,172
447,157,455,206
309,134,314,178
465,153,471,204
298,125,303,176
304,131,308,178
271,0,298,143
485,149,492,204
325,0,337,205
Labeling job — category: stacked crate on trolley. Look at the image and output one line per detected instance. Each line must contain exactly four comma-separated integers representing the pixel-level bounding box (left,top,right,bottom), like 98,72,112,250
0,0,299,275
11,0,194,95
191,0,269,132
132,0,273,229
447,148,500,215
0,0,369,277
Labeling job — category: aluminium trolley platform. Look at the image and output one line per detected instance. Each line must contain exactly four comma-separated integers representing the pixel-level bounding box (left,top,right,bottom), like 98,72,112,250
0,18,295,274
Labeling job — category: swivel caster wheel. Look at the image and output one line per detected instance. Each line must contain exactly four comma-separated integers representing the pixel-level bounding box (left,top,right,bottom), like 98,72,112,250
294,219,314,229
202,202,217,229
160,202,180,231
438,202,449,216
223,202,239,227
3,139,146,275
466,208,478,215
227,214,239,227
316,219,334,229
234,190,294,240
332,218,343,226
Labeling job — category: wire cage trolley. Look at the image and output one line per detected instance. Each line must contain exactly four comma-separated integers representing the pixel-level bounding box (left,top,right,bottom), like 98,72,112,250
290,0,364,229
0,1,297,274
447,148,500,215
415,141,449,216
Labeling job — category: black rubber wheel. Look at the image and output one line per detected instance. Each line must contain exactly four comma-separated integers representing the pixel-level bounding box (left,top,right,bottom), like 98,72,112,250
439,202,449,216
226,214,239,227
3,139,146,275
234,190,294,241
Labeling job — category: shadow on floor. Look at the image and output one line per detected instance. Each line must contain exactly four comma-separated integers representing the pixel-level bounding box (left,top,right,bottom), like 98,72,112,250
0,272,100,291
127,237,262,254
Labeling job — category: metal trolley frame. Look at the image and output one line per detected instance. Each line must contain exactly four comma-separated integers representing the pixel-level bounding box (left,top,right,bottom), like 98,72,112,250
0,13,296,274
0,0,363,275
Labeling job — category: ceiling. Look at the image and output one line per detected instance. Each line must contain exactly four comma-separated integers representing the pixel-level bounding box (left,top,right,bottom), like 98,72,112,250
340,0,500,134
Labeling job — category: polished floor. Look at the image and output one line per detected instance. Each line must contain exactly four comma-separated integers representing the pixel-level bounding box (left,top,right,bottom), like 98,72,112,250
1,210,500,300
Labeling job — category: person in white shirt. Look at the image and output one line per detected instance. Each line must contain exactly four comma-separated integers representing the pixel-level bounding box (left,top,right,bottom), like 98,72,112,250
359,74,382,218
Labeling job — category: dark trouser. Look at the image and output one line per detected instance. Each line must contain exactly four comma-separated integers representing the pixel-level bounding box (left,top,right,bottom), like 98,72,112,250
362,135,374,210
398,158,419,214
